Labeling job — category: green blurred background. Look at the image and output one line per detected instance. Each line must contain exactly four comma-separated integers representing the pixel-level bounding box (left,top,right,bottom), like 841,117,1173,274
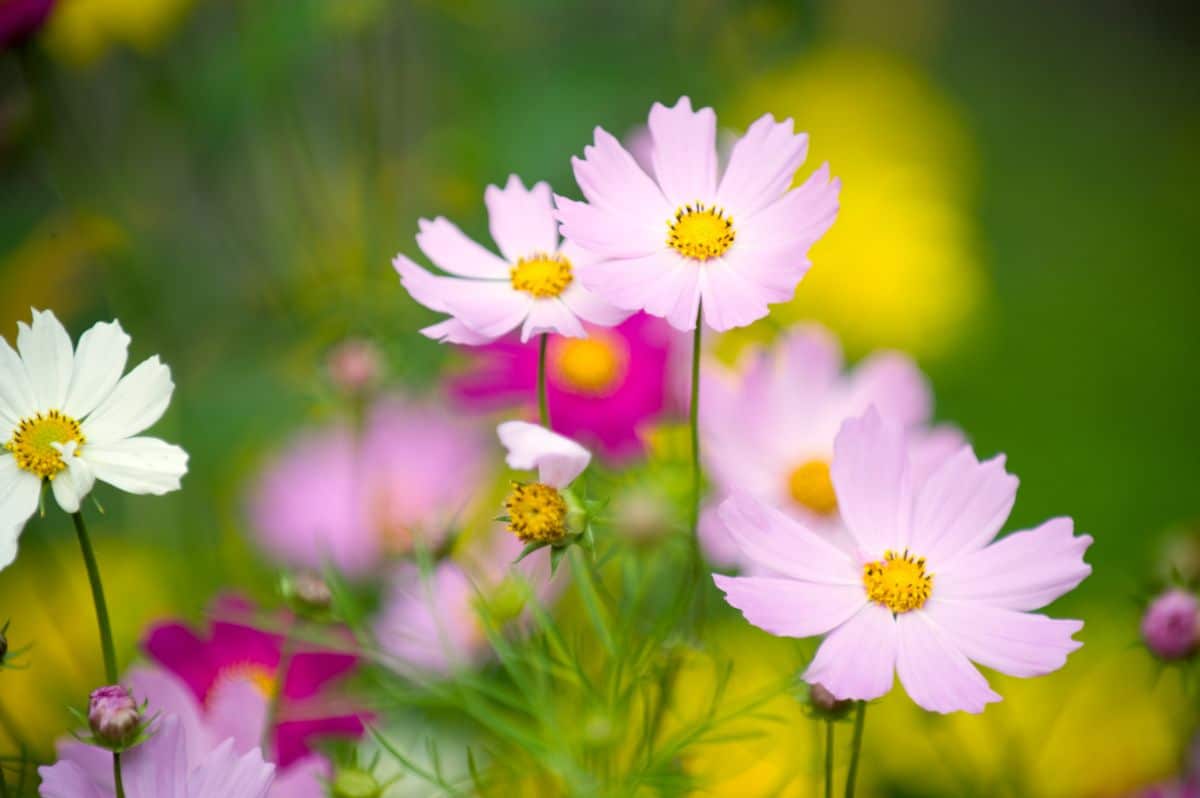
0,0,1197,795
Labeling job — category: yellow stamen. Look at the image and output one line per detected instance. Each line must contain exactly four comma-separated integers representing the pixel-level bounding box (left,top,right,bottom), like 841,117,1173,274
667,202,735,261
787,459,837,515
863,550,933,614
504,481,568,544
552,334,627,396
510,253,573,298
4,410,85,479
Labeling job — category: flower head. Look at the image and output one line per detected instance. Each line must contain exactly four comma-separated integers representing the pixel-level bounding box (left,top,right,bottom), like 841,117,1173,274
714,409,1093,714
87,685,141,747
1141,589,1199,661
0,309,188,566
556,97,840,332
497,421,591,547
393,175,629,345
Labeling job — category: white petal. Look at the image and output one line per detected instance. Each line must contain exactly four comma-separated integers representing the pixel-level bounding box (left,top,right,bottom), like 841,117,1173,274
49,441,95,514
16,308,74,410
0,455,40,530
84,437,188,496
0,522,22,572
82,356,174,444
64,320,130,419
0,336,37,438
497,421,591,488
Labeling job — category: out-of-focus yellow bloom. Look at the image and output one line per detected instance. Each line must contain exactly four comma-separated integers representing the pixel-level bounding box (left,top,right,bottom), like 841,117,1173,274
44,0,192,67
720,47,987,363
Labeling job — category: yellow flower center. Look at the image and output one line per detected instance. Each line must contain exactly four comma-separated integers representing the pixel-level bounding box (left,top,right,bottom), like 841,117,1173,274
863,550,933,614
4,410,85,479
667,203,735,261
504,481,568,544
510,253,573,298
787,459,837,515
208,663,277,706
552,334,627,396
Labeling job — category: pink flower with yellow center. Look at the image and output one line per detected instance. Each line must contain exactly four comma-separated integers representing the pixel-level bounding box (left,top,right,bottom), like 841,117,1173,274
555,96,840,332
715,409,1093,714
450,313,679,459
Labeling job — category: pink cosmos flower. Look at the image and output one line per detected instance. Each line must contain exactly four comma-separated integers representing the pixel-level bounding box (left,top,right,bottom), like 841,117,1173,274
556,96,840,332
714,409,1093,714
143,596,364,769
699,325,963,568
1141,588,1199,660
449,313,680,459
393,175,629,344
39,715,275,798
248,395,488,580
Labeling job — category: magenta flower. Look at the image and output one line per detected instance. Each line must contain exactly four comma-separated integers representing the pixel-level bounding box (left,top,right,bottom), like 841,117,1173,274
450,313,679,459
714,409,1093,714
0,0,54,50
556,96,840,331
39,715,275,798
1141,588,1199,660
699,325,963,567
142,596,364,769
393,175,629,344
249,395,489,580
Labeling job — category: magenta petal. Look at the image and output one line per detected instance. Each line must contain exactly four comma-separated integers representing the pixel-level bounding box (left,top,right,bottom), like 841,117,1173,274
284,651,358,701
895,611,1002,714
142,623,218,703
275,715,366,769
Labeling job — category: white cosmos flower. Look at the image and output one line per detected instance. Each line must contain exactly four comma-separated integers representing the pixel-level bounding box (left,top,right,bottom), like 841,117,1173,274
0,309,188,568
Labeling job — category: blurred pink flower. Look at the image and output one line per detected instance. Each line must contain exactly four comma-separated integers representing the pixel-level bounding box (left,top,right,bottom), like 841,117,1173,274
556,96,840,331
714,409,1092,714
326,338,384,395
248,395,489,580
450,313,677,459
699,325,963,568
393,175,629,344
1141,588,1200,660
143,596,364,770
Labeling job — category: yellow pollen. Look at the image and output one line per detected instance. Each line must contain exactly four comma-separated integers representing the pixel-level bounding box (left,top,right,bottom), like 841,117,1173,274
667,202,735,261
5,410,85,479
787,459,837,515
510,253,573,298
863,550,933,614
553,334,627,396
504,481,568,544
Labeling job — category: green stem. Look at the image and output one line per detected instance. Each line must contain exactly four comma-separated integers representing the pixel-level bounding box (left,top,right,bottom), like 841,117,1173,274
70,511,124,798
687,306,702,534
537,333,551,428
824,719,835,798
262,624,296,757
844,702,867,798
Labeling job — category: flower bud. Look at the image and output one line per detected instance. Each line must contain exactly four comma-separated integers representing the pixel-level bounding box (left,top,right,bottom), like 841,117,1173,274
88,685,140,745
290,571,333,611
1142,588,1200,660
331,768,384,798
808,682,852,718
327,339,384,395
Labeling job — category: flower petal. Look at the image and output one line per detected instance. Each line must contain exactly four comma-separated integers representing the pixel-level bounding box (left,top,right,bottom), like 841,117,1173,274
0,455,40,530
714,574,866,638
803,603,897,702
49,441,95,514
936,517,1093,610
124,714,190,798
64,320,131,419
735,163,841,257
924,599,1084,678
419,318,496,346
558,281,632,328
520,298,586,342
895,610,1002,714
716,493,858,584
908,446,1018,564
485,175,559,262
0,336,37,437
497,421,591,488
699,256,774,332
647,96,718,205
437,281,534,340
17,308,74,411
830,408,913,557
717,112,809,217
415,217,509,278
84,436,189,495
82,356,175,444
846,352,933,429
125,665,213,764
187,738,275,798
37,761,106,798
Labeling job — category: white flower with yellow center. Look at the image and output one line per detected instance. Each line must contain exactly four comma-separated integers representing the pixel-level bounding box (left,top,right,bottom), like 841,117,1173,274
0,309,188,568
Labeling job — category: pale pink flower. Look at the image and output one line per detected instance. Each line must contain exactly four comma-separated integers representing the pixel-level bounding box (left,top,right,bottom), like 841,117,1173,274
393,175,629,345
497,421,591,489
715,409,1092,714
1141,588,1199,660
556,96,840,331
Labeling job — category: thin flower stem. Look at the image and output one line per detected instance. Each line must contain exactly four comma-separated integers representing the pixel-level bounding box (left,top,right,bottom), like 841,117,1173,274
70,510,125,798
824,719,835,798
688,307,702,534
537,333,551,428
844,701,867,798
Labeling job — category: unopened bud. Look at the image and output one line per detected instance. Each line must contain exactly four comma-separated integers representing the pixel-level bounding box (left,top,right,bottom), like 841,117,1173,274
293,571,333,609
327,339,384,395
331,768,383,798
1142,589,1200,660
88,686,140,745
809,683,852,718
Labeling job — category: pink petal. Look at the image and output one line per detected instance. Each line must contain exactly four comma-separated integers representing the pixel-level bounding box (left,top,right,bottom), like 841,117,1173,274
895,611,1002,714
830,409,913,557
716,113,809,217
392,255,456,313
554,193,663,261
268,756,328,798
187,737,275,798
415,217,509,278
439,281,533,339
698,256,774,332
716,493,858,584
419,318,496,345
125,666,213,764
647,96,718,205
519,298,586,342
497,421,591,487
558,282,632,328
735,163,841,257
207,677,269,754
936,517,1092,610
908,446,1017,563
803,604,897,701
124,715,190,798
924,599,1084,678
698,501,743,568
847,352,933,429
714,574,866,638
484,175,559,262
38,761,106,798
